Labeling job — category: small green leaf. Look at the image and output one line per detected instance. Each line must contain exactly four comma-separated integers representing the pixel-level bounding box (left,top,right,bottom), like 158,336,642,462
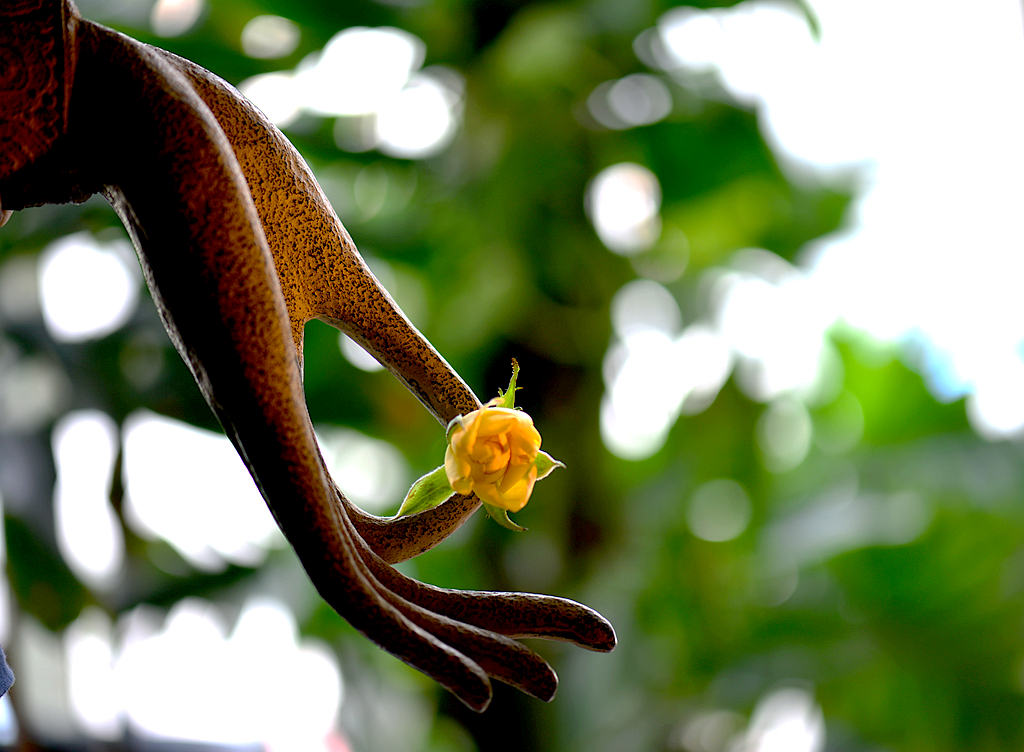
483,502,528,531
495,359,520,409
534,450,565,480
396,465,454,517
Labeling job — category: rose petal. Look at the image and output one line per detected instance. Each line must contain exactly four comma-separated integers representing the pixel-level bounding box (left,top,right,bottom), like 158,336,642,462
497,459,532,494
444,447,473,489
508,414,540,440
473,482,501,506
491,467,538,512
508,427,540,462
476,468,506,486
472,440,509,472
458,411,484,451
477,409,521,437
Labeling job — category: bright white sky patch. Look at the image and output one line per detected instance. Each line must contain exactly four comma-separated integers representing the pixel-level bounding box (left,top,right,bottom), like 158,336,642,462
792,0,1024,439
52,411,125,591
122,410,283,571
602,279,734,460
713,251,840,406
601,329,686,460
602,279,685,459
604,0,1024,452
114,597,342,747
966,354,1024,440
38,233,139,343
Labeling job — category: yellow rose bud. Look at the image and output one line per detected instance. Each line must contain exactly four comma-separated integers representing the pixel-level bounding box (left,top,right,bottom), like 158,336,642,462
444,406,542,512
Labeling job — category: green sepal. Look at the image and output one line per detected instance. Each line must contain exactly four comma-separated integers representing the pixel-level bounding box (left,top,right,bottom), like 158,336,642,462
482,502,527,532
395,465,454,517
495,358,520,409
533,450,565,480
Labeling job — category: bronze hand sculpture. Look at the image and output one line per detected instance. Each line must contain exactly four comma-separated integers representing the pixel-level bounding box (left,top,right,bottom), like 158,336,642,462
0,0,614,711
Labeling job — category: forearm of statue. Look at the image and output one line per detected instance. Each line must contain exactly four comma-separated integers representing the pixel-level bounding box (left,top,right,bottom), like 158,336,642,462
0,0,615,712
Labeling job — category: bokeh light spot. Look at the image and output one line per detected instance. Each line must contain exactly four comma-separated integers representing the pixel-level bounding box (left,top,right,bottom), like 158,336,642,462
677,323,733,414
0,255,39,322
241,15,300,59
38,233,139,343
602,280,736,459
586,163,662,255
376,70,463,159
687,479,752,542
608,74,673,126
150,0,203,37
588,74,673,129
298,27,425,117
237,26,462,159
238,72,302,127
657,7,726,74
122,410,284,571
744,686,825,752
52,411,125,591
317,427,410,514
610,279,681,339
0,354,70,432
116,597,342,746
65,607,120,740
966,353,1024,440
757,397,812,473
601,329,685,460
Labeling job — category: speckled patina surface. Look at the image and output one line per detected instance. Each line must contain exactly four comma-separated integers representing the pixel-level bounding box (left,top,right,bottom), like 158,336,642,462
0,0,615,711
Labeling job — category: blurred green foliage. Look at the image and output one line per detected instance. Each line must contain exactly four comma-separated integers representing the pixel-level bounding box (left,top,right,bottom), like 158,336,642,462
2,1,1023,751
